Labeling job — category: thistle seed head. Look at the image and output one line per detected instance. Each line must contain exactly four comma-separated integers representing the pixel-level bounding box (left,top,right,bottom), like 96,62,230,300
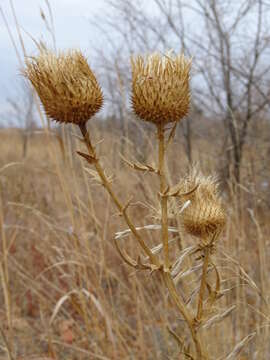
131,51,191,125
179,170,226,241
24,49,103,125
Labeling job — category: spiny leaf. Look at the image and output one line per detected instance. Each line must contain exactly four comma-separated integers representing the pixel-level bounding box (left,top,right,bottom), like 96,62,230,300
160,183,199,197
77,151,97,164
120,154,158,173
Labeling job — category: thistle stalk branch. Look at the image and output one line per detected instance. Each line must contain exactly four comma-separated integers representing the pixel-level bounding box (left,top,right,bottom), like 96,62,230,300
157,123,170,270
196,247,210,322
79,123,159,267
157,123,205,359
162,272,204,359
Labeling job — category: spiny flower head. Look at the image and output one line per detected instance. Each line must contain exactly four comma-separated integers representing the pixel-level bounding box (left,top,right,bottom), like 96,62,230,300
179,170,226,241
24,49,103,125
131,51,191,125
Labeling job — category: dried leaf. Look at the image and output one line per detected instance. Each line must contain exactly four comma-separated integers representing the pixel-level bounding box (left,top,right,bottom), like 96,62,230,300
160,183,198,198
84,167,113,184
77,151,97,164
169,183,199,197
120,154,158,173
83,167,100,182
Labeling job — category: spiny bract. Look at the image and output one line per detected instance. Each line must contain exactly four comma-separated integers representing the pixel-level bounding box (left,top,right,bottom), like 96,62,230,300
131,51,191,125
179,170,226,241
24,49,103,125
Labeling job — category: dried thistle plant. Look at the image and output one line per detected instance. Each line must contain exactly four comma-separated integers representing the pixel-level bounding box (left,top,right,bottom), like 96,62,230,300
24,49,103,125
24,48,232,360
131,51,191,125
179,170,226,243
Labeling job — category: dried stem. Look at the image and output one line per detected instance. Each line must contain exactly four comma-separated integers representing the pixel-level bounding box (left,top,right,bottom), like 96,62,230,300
196,247,210,322
156,123,205,359
157,123,169,270
0,326,14,360
162,272,205,359
0,193,11,330
80,122,206,358
79,123,159,267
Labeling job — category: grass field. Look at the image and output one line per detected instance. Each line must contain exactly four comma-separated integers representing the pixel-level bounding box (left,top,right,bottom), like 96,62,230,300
0,118,269,359
1,0,270,356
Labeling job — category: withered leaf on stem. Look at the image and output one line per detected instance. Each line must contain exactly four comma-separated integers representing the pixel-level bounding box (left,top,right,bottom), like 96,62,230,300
77,151,97,164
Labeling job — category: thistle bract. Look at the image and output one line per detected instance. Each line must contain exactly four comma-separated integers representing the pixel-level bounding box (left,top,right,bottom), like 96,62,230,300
24,49,103,125
131,51,191,125
179,170,226,241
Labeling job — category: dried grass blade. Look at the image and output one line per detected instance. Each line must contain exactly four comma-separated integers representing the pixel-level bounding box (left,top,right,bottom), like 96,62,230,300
0,162,24,174
223,332,256,359
50,292,73,325
202,305,236,330
115,224,178,240
171,245,196,277
174,263,203,285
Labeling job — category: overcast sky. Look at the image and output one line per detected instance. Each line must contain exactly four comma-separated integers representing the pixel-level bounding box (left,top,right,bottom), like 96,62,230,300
0,0,107,120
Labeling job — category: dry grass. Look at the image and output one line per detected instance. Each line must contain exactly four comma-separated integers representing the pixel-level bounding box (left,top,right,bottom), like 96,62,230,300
1,2,270,358
0,120,269,359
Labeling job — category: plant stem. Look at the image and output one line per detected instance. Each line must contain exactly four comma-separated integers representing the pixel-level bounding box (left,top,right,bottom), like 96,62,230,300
157,123,169,270
157,123,204,359
196,247,210,321
0,193,11,330
79,123,159,267
162,272,204,359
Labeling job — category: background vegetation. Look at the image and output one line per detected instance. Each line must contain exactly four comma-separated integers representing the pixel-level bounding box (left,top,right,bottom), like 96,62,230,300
0,1,270,359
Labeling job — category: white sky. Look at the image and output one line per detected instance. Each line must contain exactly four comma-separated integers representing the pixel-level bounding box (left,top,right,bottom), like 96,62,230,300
0,0,106,119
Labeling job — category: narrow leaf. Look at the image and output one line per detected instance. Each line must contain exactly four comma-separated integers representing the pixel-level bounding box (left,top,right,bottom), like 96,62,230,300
77,151,97,164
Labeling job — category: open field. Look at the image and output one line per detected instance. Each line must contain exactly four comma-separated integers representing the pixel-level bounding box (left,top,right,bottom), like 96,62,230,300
0,120,270,359
0,0,270,358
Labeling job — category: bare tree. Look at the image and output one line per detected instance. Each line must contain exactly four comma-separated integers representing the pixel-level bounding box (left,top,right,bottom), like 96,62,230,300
93,0,270,187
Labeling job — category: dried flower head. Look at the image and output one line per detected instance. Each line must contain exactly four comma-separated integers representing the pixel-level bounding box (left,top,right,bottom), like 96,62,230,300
179,170,226,241
131,51,191,125
24,49,103,125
